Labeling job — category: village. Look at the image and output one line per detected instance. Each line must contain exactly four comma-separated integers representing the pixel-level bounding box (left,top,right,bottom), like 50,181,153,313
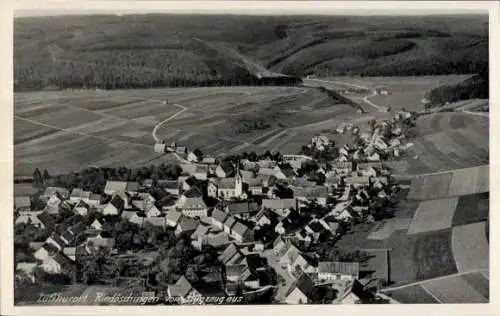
14,110,418,305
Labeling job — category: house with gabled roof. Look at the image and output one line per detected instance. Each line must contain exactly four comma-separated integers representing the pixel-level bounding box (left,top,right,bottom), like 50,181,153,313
167,276,202,304
288,252,318,276
88,236,116,250
166,210,183,227
211,209,228,230
226,201,260,219
216,161,235,178
254,208,280,228
43,192,65,214
104,181,139,195
187,150,204,163
73,200,90,216
63,247,76,261
279,242,301,264
332,161,353,175
129,212,146,226
132,197,161,218
89,218,104,231
158,180,180,196
293,186,329,207
14,196,31,213
218,243,243,266
175,217,199,237
41,252,74,274
231,221,253,243
41,187,70,201
102,195,125,215
176,195,208,218
272,237,289,256
223,216,237,235
70,188,91,203
261,198,297,218
34,243,58,262
144,216,167,230
45,233,67,251
15,212,52,229
344,175,370,188
121,210,136,220
181,163,208,180
258,166,287,180
285,274,315,304
88,193,102,207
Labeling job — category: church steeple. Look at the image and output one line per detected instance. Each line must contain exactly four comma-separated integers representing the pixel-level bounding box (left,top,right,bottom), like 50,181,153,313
235,160,243,197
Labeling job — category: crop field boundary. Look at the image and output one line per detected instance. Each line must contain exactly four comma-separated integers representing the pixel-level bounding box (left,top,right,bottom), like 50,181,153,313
382,268,489,292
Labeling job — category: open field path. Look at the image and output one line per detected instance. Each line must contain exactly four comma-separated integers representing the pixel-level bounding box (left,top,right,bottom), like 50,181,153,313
14,115,151,149
382,268,489,292
462,111,489,118
151,103,187,143
361,91,383,111
391,164,489,178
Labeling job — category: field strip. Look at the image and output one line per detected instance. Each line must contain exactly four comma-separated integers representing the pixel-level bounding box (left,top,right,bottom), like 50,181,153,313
407,198,458,234
462,111,489,118
305,78,370,90
451,221,489,273
260,129,289,146
403,164,490,178
419,284,443,303
14,115,151,149
382,268,489,292
273,131,297,150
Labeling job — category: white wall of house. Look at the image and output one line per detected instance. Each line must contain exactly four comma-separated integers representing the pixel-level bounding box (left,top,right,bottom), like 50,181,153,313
285,288,309,304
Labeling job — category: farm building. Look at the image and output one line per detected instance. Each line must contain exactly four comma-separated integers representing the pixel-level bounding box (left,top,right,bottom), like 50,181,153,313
14,196,31,213
375,87,391,95
154,143,166,153
282,154,313,170
317,261,359,281
176,195,208,218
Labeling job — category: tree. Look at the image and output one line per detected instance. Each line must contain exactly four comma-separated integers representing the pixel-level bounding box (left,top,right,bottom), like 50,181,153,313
33,168,43,188
42,169,51,185
185,266,199,284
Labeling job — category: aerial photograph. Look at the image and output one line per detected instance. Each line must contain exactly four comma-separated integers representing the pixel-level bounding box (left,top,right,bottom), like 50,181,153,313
12,7,489,305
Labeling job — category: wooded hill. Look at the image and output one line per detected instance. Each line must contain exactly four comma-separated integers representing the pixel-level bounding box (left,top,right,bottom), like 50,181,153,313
14,14,488,91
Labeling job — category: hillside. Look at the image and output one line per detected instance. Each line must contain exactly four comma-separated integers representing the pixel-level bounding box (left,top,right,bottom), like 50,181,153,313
14,14,488,91
425,69,489,107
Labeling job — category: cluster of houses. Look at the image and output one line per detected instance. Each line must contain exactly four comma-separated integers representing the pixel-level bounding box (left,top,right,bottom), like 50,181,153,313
335,110,416,161
15,123,401,304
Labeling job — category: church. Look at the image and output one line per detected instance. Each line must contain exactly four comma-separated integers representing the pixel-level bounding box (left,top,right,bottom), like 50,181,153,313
207,166,244,200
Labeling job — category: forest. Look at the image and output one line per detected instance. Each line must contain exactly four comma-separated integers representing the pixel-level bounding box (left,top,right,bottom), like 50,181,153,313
14,14,488,91
425,68,489,107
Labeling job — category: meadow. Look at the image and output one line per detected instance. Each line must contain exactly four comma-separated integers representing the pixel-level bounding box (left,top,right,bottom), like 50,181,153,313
407,165,489,200
384,271,489,303
387,112,488,175
14,86,357,176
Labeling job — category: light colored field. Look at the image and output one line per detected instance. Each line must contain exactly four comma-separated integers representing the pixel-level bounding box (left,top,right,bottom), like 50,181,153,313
407,165,489,200
367,218,412,240
14,85,361,176
422,274,488,303
449,165,489,196
407,198,458,234
388,113,488,175
327,75,472,111
451,221,489,273
407,173,453,200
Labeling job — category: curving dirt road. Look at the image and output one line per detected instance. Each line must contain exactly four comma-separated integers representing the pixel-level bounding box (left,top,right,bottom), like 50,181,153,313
151,103,187,143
